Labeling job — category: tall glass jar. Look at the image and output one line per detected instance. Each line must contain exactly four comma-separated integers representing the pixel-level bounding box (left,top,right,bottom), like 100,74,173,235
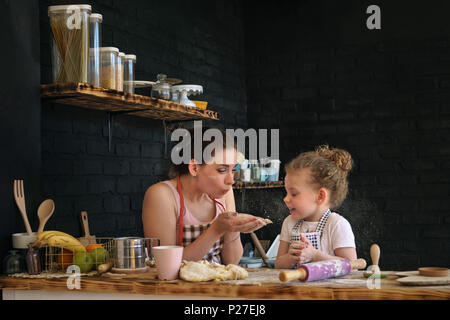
116,52,125,91
88,13,102,86
100,47,119,89
48,5,92,83
123,54,136,94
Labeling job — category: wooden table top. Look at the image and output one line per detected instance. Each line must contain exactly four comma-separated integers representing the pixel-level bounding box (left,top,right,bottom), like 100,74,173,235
1,269,449,300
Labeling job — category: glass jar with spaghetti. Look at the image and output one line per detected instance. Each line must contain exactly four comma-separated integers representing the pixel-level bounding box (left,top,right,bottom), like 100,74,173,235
48,5,92,83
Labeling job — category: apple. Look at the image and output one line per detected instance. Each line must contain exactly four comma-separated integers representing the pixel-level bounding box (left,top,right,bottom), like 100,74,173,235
72,252,94,273
89,247,109,267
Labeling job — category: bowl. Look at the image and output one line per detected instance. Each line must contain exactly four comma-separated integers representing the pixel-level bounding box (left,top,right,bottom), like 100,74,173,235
239,257,263,268
193,101,208,110
418,267,449,277
12,232,38,249
266,258,276,268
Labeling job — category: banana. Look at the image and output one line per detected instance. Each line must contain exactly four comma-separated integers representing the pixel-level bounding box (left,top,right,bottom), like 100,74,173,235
38,230,78,242
47,235,86,253
37,230,86,253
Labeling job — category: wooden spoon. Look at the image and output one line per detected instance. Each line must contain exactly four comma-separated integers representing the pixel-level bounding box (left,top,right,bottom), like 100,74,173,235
37,199,55,233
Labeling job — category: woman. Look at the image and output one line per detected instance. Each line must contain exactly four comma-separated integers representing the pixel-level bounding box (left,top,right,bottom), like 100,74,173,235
142,127,267,265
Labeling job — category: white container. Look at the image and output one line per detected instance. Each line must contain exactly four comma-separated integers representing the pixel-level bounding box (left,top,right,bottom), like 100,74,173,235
240,168,251,182
48,4,92,83
269,159,281,181
12,232,38,249
123,54,136,93
100,47,119,89
240,159,249,170
116,52,125,91
88,13,103,86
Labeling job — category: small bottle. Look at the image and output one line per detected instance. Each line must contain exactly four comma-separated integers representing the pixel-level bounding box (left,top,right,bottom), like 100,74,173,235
26,244,42,275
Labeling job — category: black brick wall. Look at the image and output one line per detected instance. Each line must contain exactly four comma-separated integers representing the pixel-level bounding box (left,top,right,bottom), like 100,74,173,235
0,0,41,261
27,0,449,271
243,0,450,270
39,0,247,237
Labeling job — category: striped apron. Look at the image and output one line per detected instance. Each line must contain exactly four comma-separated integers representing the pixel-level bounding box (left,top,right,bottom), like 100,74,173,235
290,208,331,268
177,176,225,264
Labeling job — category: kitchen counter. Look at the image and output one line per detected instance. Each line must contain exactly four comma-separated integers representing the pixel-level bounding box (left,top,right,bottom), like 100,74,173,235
1,268,449,300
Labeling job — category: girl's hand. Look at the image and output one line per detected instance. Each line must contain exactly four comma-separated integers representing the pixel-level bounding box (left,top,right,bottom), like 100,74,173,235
298,234,318,263
287,241,309,265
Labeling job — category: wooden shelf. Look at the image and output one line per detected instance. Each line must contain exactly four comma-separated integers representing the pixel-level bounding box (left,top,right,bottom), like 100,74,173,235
233,181,284,189
41,83,219,122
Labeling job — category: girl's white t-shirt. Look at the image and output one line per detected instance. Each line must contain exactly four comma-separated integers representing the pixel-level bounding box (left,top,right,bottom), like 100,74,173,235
280,212,356,256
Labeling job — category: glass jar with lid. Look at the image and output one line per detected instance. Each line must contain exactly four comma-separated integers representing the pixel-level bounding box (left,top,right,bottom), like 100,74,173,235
100,47,119,89
88,13,102,86
116,52,125,91
123,54,136,94
249,160,260,182
151,74,171,100
48,4,92,83
3,250,26,275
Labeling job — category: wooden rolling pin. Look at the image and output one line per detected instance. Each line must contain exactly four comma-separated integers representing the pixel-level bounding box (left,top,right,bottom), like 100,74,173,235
279,258,367,282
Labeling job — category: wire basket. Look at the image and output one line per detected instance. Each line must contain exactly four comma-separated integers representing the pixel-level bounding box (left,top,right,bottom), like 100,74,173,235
42,237,114,273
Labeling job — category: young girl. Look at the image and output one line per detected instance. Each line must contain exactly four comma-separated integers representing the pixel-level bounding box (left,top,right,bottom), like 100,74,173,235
275,145,357,269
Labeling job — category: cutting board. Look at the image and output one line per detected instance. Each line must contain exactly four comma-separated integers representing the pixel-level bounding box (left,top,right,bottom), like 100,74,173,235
79,211,96,246
396,271,450,286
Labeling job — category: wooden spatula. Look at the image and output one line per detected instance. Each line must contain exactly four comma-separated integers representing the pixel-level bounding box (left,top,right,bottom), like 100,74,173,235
79,211,96,246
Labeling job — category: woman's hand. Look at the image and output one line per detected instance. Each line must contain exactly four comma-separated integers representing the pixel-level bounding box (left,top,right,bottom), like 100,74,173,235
235,213,272,233
211,212,272,235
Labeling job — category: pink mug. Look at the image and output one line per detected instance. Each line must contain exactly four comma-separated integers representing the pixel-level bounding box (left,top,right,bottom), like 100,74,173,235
153,246,184,280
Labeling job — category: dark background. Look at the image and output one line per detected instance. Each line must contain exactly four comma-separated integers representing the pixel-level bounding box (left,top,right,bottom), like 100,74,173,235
0,0,449,271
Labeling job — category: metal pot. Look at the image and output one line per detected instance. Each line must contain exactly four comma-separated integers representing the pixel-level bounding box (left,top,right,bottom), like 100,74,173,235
113,237,159,269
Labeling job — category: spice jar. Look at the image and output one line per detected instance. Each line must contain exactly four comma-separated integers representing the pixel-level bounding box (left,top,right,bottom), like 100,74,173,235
26,244,42,275
249,160,260,182
3,250,26,275
116,52,125,91
48,4,92,83
151,74,171,100
100,47,119,89
88,13,102,86
123,54,136,94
